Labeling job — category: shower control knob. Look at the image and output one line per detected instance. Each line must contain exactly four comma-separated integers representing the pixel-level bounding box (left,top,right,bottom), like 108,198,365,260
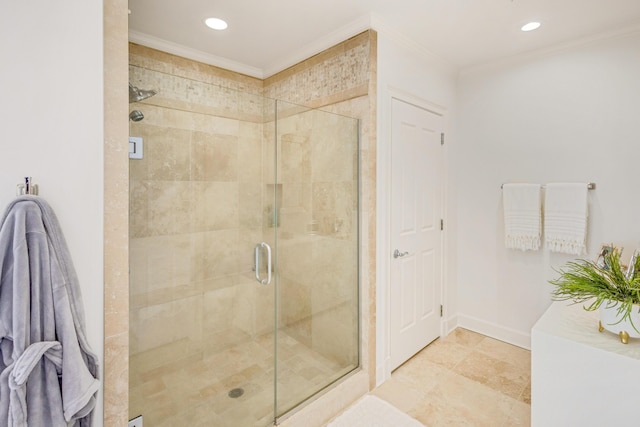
393,249,409,259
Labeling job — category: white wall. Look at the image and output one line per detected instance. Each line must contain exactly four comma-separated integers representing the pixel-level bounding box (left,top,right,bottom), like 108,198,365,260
375,29,458,384
0,0,104,421
455,31,640,348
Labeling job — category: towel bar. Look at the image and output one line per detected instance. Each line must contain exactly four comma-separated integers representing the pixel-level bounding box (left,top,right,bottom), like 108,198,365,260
501,182,596,190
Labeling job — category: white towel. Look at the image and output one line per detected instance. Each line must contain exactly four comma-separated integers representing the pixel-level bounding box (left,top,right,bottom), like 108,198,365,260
503,183,542,251
544,183,589,255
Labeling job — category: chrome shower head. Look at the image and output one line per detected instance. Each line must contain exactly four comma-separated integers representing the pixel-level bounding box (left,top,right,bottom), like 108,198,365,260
129,110,144,122
129,83,157,103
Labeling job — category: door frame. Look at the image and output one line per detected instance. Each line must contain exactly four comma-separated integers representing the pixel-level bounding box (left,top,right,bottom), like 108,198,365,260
376,87,450,385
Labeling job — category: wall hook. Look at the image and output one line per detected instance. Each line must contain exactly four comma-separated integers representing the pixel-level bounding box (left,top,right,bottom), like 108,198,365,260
17,177,38,196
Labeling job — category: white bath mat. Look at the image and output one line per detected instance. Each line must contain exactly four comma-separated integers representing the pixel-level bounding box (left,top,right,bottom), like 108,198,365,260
327,395,425,427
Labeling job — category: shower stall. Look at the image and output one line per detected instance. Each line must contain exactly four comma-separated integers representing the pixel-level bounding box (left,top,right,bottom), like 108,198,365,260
128,64,360,426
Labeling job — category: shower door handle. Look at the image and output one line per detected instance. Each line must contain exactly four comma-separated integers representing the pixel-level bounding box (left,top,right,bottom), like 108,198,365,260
254,242,272,285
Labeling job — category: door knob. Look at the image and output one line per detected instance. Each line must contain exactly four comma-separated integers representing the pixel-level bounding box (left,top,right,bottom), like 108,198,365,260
393,249,409,258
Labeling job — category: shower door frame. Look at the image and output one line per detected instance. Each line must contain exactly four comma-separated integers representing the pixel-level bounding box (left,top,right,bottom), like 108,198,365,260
127,72,360,425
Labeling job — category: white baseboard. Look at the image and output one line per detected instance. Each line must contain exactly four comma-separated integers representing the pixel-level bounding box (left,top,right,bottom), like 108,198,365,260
443,314,458,337
456,314,531,350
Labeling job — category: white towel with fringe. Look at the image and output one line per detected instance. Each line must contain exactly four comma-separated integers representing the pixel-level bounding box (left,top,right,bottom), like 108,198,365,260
502,183,542,251
544,183,589,255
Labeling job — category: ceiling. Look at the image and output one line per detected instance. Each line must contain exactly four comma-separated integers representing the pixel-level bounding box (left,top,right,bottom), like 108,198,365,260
128,0,640,78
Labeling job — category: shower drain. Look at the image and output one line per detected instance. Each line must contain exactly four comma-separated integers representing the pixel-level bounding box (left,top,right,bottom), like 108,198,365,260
228,388,244,398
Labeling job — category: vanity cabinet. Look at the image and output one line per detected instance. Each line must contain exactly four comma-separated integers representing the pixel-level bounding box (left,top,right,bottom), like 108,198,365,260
531,302,640,427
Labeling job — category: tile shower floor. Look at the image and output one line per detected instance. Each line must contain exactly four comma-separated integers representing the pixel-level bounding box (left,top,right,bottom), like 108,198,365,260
371,328,531,427
130,329,353,427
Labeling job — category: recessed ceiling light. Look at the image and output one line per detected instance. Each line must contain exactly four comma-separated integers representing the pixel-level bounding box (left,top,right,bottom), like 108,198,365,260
205,17,228,31
521,22,541,32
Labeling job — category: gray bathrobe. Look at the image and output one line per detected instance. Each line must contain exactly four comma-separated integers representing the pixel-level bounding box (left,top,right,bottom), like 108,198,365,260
0,196,100,427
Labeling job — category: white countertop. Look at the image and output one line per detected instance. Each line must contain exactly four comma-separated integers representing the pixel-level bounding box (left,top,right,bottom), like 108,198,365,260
533,301,640,360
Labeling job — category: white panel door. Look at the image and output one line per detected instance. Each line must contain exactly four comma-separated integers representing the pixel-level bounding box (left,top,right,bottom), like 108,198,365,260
390,98,443,370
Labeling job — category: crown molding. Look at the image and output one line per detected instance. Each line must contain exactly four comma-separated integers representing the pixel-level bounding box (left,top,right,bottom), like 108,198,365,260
128,30,265,79
262,15,373,78
460,22,640,75
129,15,372,79
130,17,640,81
370,13,458,74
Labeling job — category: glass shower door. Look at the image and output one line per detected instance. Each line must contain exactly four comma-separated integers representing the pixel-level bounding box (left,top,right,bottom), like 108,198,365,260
128,71,278,427
273,101,360,419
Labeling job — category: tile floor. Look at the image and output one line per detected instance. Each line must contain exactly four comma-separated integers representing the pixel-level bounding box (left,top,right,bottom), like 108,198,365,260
371,328,531,427
131,327,529,426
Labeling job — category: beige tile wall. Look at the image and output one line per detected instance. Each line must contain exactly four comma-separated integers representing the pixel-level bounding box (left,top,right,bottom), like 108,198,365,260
274,106,359,365
104,27,376,425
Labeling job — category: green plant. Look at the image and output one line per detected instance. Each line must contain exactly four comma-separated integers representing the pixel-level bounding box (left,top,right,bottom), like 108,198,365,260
549,249,640,330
